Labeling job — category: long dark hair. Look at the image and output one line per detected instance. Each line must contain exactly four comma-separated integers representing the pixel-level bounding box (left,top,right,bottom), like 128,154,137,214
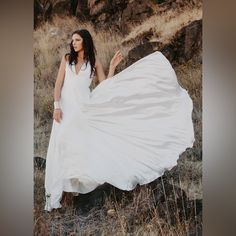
65,29,97,78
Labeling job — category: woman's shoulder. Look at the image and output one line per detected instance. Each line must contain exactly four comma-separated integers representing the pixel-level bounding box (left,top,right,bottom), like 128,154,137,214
59,54,70,69
64,54,70,63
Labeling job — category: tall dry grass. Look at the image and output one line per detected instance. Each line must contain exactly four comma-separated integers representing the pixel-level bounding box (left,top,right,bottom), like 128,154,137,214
123,6,202,45
34,167,201,235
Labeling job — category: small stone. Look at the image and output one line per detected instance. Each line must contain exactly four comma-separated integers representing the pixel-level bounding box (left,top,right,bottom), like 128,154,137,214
107,209,116,216
146,224,153,229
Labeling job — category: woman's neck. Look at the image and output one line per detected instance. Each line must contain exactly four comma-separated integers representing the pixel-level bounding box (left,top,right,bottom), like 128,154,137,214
77,51,84,60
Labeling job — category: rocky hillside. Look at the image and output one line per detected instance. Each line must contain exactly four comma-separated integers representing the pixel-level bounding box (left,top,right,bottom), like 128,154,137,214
34,0,202,67
34,0,202,32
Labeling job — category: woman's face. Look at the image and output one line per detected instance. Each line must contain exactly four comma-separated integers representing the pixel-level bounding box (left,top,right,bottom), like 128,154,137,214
72,33,83,52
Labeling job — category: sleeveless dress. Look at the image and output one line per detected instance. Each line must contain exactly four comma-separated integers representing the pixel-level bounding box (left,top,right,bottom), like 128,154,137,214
44,51,195,211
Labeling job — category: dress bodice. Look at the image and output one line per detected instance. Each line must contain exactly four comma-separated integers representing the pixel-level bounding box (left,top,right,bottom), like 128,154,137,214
60,61,93,111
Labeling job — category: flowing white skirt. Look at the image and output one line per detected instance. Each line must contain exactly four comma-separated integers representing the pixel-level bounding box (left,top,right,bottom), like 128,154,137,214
44,51,195,211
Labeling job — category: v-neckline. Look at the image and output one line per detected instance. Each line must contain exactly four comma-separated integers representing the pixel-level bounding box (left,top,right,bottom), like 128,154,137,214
74,62,85,76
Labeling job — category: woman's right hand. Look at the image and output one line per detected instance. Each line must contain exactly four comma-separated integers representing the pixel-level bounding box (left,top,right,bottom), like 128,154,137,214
109,50,123,69
53,108,63,123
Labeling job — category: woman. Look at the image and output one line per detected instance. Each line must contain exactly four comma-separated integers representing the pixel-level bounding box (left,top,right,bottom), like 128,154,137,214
53,29,123,124
44,29,195,212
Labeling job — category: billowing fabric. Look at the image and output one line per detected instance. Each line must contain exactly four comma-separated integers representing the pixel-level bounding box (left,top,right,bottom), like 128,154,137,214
44,51,195,211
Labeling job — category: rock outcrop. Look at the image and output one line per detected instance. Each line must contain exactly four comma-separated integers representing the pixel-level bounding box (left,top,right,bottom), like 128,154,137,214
118,19,202,72
162,19,202,65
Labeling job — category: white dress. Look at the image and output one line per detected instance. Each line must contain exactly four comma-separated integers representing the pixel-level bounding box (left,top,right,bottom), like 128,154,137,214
44,51,195,211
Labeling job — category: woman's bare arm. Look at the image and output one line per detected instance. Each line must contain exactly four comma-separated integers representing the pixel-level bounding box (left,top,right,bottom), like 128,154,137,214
54,55,67,102
95,51,123,83
53,55,67,123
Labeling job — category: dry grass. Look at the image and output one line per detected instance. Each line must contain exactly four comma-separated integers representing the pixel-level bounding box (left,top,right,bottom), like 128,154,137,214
34,168,202,235
34,113,52,157
173,61,202,201
123,6,202,45
34,15,128,84
175,61,202,151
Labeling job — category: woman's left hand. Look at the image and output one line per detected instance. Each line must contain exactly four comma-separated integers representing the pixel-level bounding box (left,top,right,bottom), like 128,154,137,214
110,50,123,69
